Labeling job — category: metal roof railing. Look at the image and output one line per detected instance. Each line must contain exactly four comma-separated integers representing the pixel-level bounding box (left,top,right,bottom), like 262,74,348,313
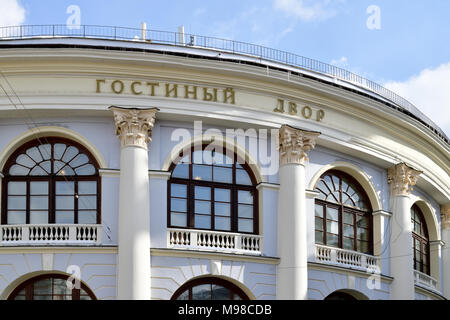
0,24,447,143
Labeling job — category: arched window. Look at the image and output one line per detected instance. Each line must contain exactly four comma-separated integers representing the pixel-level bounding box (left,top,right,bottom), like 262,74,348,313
411,204,430,275
314,170,372,254
324,291,358,300
2,137,100,225
8,274,96,300
168,146,257,234
171,277,249,300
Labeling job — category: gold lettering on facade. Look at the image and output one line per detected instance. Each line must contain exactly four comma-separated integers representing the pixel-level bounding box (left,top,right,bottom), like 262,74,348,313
203,87,218,102
146,82,159,96
184,85,198,99
111,80,124,94
288,102,297,115
96,79,105,93
273,98,325,122
316,109,325,122
274,99,285,113
131,81,142,95
302,106,312,119
223,87,235,104
165,84,178,98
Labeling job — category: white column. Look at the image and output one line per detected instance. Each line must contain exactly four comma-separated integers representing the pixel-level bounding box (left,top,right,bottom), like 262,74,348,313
110,106,158,300
441,204,450,299
276,125,320,300
387,163,421,300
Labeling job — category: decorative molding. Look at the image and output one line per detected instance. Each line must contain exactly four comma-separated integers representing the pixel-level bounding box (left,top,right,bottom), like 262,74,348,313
430,240,445,247
256,182,280,191
151,248,280,265
148,170,171,179
109,106,159,150
387,162,422,197
99,168,120,177
372,210,392,218
305,189,320,199
441,204,450,230
307,262,394,283
0,246,118,254
278,125,320,166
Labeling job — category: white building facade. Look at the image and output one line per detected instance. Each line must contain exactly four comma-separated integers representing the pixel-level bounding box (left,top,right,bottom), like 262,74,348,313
0,26,448,300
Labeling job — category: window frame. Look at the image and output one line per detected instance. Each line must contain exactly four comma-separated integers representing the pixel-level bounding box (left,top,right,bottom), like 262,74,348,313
411,204,430,275
8,274,97,300
167,145,259,235
171,277,249,300
1,137,101,225
314,170,373,254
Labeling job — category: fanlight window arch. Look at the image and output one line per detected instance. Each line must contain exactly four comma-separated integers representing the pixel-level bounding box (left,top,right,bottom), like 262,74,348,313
2,137,100,225
171,277,249,300
168,145,258,234
411,204,430,275
8,274,96,300
314,170,373,254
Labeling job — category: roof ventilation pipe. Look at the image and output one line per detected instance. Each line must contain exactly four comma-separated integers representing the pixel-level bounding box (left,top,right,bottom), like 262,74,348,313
141,22,147,41
178,25,185,45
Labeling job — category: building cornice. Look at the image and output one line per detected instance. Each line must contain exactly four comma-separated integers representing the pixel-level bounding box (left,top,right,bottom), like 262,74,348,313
151,248,280,265
308,262,393,283
0,246,118,254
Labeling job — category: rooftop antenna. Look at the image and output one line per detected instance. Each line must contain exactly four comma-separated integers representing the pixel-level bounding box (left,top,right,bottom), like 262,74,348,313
178,25,185,45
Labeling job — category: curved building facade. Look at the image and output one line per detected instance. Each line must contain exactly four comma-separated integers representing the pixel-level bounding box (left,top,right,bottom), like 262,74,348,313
0,25,448,300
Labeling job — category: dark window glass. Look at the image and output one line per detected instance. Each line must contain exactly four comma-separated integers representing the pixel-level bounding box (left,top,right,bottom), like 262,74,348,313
2,138,100,225
411,204,430,275
8,274,96,300
314,171,373,254
168,147,257,234
171,277,249,300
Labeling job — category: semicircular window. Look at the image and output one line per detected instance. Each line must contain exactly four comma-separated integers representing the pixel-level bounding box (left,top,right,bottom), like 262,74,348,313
2,137,100,225
8,274,96,300
314,170,373,254
171,277,249,300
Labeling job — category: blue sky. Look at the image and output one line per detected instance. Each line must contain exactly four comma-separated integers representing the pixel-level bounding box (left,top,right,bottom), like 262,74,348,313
1,0,449,135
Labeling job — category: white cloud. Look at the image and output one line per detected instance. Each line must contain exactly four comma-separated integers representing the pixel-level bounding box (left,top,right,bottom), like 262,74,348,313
0,0,25,27
273,0,338,22
384,63,450,137
330,56,348,68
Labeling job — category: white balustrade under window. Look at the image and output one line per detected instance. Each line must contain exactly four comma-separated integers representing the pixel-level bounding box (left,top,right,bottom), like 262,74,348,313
0,224,102,245
168,228,263,254
414,270,438,292
315,244,379,271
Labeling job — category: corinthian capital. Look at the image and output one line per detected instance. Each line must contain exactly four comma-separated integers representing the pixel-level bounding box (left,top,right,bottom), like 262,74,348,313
441,204,450,230
387,163,422,196
279,125,320,166
109,106,159,150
